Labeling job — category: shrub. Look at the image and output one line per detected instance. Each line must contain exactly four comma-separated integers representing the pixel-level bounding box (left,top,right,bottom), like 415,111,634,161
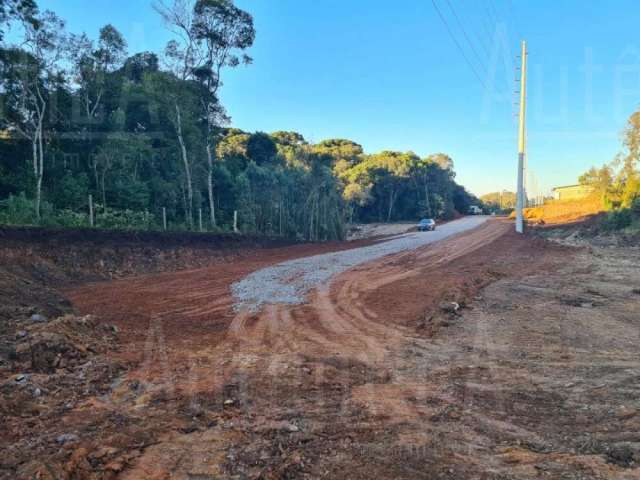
52,209,90,228
0,193,54,225
630,197,640,217
95,207,156,230
602,208,632,231
53,172,90,210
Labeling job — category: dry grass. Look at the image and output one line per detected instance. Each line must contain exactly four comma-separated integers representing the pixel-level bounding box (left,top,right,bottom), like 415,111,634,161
520,195,605,224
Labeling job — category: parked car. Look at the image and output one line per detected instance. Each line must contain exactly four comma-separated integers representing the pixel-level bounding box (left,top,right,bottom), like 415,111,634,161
417,218,436,231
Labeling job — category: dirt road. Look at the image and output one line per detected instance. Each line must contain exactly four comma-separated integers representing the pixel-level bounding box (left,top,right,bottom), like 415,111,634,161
233,216,489,310
5,219,639,479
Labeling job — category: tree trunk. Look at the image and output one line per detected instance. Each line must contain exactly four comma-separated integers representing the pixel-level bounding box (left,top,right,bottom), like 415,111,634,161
180,183,188,222
308,193,316,241
31,137,39,219
33,111,45,221
100,172,107,212
206,143,216,227
424,179,432,217
37,126,44,220
91,157,99,194
31,86,46,221
387,189,396,222
175,103,193,228
35,170,43,221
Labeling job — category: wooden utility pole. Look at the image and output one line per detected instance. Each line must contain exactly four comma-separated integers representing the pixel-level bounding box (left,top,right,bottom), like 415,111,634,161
89,194,94,227
516,40,528,234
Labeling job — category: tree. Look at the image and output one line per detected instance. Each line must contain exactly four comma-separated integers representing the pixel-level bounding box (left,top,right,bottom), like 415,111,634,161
69,24,127,122
342,182,371,223
429,153,454,172
246,132,278,166
577,109,640,213
314,139,363,166
143,70,201,227
619,111,640,206
0,9,67,219
122,52,160,83
369,151,418,221
409,157,435,218
579,165,613,204
154,0,255,227
90,131,151,211
271,131,306,147
1,0,480,238
0,0,37,42
621,171,640,208
480,191,517,211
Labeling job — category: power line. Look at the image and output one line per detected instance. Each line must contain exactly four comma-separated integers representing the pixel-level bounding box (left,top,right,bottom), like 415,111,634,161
477,4,496,54
488,1,521,54
444,0,488,77
455,1,511,104
431,0,487,90
485,4,498,28
468,6,492,59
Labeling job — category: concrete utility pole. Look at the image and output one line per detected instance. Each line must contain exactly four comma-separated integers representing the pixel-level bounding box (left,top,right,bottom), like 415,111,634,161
515,40,528,234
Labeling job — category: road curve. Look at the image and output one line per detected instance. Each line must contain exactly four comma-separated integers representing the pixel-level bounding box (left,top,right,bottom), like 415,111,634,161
232,216,490,311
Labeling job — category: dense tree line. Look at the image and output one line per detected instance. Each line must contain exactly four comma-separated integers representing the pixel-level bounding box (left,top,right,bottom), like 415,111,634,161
480,191,516,213
0,0,478,240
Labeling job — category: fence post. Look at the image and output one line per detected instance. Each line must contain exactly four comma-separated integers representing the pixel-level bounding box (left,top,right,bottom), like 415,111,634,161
162,207,167,231
198,208,203,232
88,194,94,227
233,210,239,233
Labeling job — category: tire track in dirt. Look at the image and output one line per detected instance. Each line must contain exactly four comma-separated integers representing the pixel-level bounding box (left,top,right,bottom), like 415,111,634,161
66,219,556,479
224,220,505,363
68,220,512,396
31,219,640,479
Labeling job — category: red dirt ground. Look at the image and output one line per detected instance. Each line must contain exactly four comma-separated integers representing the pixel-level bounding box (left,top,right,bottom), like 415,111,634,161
4,219,639,479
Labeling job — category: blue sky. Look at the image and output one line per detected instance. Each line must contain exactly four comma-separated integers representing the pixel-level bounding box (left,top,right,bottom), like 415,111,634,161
37,0,640,196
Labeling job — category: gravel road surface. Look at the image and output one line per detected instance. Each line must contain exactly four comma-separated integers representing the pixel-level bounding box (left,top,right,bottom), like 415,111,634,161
232,216,489,311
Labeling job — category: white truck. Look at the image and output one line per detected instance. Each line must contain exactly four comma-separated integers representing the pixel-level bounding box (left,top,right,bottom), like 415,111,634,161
468,205,483,215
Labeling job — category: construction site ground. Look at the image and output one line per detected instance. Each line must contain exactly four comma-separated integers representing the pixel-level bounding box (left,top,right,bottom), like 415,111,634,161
1,218,639,479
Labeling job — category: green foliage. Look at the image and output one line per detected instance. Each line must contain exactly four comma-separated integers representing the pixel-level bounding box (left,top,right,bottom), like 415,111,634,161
53,172,90,210
334,150,476,223
580,109,640,210
578,108,640,233
601,198,640,233
602,208,633,231
246,132,279,166
47,209,89,228
0,193,51,225
0,0,478,241
95,207,155,230
621,171,639,208
0,0,38,42
480,191,517,213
